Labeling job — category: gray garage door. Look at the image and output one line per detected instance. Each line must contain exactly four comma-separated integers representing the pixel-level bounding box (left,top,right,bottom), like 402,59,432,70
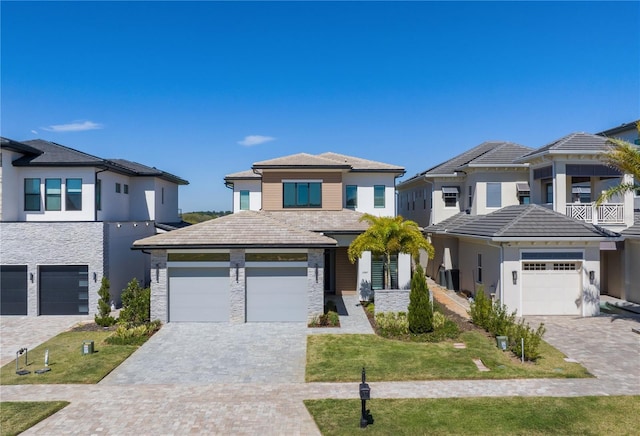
246,267,307,322
39,265,89,315
169,268,230,322
1,265,28,315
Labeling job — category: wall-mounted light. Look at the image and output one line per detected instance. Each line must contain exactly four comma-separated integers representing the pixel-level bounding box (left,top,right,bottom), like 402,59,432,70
93,272,97,282
155,263,160,283
589,270,595,285
30,272,34,283
315,264,319,283
235,263,239,283
512,270,518,285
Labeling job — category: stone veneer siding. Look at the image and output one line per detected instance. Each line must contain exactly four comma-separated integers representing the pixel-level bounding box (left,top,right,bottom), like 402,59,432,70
229,249,245,323
375,289,410,314
150,250,168,323
0,221,105,316
307,249,325,322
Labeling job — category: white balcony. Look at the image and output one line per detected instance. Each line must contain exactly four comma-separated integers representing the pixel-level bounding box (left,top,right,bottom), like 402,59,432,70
565,203,625,224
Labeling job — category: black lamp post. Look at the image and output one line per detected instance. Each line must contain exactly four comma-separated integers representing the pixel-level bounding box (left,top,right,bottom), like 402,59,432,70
359,367,371,428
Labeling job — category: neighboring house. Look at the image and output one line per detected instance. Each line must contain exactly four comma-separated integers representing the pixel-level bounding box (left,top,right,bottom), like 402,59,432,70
133,152,407,323
398,131,636,316
0,137,188,316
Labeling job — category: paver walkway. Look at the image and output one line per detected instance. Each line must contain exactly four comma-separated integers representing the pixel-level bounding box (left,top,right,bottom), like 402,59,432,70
308,294,374,335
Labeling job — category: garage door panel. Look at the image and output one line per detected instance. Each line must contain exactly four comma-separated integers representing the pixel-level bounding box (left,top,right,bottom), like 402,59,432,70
39,266,89,315
522,264,582,315
169,267,230,322
246,267,307,322
1,265,28,315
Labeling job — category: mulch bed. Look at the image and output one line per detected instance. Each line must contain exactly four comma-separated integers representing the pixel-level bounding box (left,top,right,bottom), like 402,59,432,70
70,322,118,332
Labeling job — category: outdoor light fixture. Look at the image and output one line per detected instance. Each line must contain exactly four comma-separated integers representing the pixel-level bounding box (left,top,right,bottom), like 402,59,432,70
30,272,34,283
512,270,518,285
155,263,160,283
235,263,239,283
93,272,97,282
315,264,319,283
589,270,595,285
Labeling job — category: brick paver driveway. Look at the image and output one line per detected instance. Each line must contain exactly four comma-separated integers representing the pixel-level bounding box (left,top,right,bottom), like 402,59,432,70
101,322,308,385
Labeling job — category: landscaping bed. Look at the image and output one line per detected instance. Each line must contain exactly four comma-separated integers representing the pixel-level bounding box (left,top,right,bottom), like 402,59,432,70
304,396,640,435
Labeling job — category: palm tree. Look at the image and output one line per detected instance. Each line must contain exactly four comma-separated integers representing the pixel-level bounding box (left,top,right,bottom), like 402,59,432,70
597,122,640,205
348,214,434,289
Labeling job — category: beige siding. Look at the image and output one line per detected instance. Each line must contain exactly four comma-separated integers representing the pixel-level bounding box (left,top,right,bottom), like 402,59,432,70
335,247,357,294
262,171,343,211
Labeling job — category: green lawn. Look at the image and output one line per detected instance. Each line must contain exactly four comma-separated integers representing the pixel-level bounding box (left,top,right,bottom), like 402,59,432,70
1,331,141,384
1,401,69,436
306,332,591,382
305,396,640,435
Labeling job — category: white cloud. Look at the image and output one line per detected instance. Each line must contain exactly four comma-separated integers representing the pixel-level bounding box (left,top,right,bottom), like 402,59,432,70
31,130,38,135
42,120,104,132
237,135,275,146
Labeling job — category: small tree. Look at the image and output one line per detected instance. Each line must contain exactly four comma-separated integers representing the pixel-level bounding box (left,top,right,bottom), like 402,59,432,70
119,278,150,327
95,277,116,327
408,265,433,333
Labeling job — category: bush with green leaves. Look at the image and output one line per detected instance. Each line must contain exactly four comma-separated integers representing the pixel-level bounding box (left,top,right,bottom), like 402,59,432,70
432,311,446,330
95,277,116,327
408,265,433,333
509,320,546,361
375,312,409,337
468,287,492,330
488,301,517,336
119,278,150,327
308,311,340,327
106,320,161,346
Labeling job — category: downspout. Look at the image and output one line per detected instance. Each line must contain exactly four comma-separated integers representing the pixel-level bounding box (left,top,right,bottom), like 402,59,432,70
94,167,109,222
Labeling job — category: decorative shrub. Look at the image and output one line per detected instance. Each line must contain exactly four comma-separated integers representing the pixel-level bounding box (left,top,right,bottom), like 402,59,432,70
95,277,116,327
509,320,546,361
106,320,161,346
468,287,492,330
408,265,433,333
488,301,517,336
119,278,150,327
375,312,409,337
432,311,446,330
308,311,340,327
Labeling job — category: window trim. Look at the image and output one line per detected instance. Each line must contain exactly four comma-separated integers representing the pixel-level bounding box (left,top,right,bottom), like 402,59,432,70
24,178,41,211
65,178,83,211
45,178,62,211
283,181,322,208
115,183,121,194
239,190,250,210
486,182,502,208
96,179,102,211
374,185,385,208
123,184,129,195
477,253,483,283
345,185,357,209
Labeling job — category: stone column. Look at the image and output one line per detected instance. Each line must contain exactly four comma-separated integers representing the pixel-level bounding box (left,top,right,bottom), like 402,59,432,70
150,250,168,323
307,249,324,322
229,249,246,323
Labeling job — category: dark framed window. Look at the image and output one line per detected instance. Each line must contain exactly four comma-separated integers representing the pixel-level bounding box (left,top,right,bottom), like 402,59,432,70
346,185,357,209
96,179,102,211
283,182,322,208
374,185,385,208
123,184,129,194
65,178,82,211
477,253,483,283
162,187,165,204
115,183,121,193
24,178,41,211
486,183,501,208
518,194,530,205
45,179,62,211
240,190,250,210
468,186,473,209
544,180,553,204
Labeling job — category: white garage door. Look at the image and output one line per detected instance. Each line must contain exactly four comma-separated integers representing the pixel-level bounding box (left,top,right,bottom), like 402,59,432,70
246,267,307,322
522,262,582,315
169,268,230,322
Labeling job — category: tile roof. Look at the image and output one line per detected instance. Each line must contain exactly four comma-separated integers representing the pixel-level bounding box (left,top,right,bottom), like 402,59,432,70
401,141,532,184
318,152,405,172
431,205,616,239
133,210,339,249
622,212,640,237
109,159,188,185
597,120,640,137
0,137,42,155
425,212,477,233
263,209,371,233
253,153,351,169
516,133,610,162
224,169,261,180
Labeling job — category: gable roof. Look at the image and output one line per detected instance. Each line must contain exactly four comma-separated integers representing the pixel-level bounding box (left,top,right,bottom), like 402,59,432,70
8,139,188,185
515,132,610,162
133,210,338,249
400,141,532,186
429,205,617,240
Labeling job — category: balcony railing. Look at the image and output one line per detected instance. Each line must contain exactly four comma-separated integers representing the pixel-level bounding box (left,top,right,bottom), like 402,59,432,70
565,203,624,224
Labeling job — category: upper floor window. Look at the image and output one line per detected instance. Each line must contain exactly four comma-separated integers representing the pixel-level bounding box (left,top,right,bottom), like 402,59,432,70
442,186,458,208
24,178,41,211
468,186,473,209
517,183,530,205
115,183,121,193
544,181,553,204
123,184,129,194
477,253,483,283
240,190,250,210
65,178,82,211
346,185,357,209
374,185,385,208
45,179,62,211
486,183,501,208
283,182,321,208
96,179,102,211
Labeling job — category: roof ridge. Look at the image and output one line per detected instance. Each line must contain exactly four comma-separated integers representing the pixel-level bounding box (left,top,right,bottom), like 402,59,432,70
25,139,105,162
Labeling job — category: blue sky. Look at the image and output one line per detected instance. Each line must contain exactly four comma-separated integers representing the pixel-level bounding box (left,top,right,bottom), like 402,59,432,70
2,1,639,212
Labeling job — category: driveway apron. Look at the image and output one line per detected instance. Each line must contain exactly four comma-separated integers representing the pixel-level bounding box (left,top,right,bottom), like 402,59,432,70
100,322,308,385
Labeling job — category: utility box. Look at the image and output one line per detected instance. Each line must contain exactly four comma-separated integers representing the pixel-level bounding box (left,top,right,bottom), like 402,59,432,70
496,336,508,351
82,340,94,355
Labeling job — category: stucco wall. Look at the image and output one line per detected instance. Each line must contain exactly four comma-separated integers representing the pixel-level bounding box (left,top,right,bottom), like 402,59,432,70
232,180,262,212
341,172,398,217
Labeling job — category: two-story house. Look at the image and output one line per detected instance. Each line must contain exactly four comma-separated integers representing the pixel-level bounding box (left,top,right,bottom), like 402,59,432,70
133,152,407,323
398,133,629,317
0,137,188,316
